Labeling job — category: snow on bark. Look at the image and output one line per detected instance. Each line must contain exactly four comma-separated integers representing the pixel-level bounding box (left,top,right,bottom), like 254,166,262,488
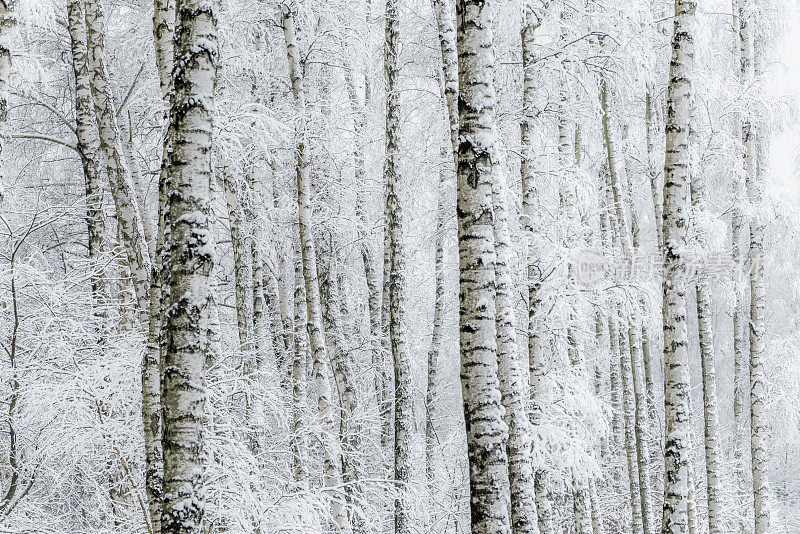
291,250,310,487
0,0,11,203
67,0,109,316
493,172,539,534
384,0,412,529
84,0,152,317
749,21,771,534
281,5,350,531
456,0,512,532
432,0,458,167
160,1,218,533
733,2,754,531
660,0,696,531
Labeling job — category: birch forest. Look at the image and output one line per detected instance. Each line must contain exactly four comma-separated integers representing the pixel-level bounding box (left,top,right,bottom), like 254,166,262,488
2,0,800,532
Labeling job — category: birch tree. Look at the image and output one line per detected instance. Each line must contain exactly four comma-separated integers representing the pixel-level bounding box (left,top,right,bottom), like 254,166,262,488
160,0,218,532
660,0,696,532
456,0,511,531
281,4,350,531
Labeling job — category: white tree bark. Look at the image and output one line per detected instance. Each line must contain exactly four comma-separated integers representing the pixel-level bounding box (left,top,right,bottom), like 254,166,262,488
456,0,512,532
734,3,754,532
384,0,412,530
281,5,350,531
67,0,109,316
749,19,771,534
84,0,152,316
660,0,696,531
0,0,11,203
493,173,540,534
160,0,218,532
290,250,309,488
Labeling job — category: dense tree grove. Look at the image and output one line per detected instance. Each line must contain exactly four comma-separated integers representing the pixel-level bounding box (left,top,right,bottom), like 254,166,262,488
0,0,799,532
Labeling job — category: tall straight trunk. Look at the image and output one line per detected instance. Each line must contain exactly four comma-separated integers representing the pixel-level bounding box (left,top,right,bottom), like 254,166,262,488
493,174,539,534
281,6,350,532
160,1,217,532
153,0,174,102
291,250,309,487
384,1,412,531
618,318,645,534
142,1,174,532
222,168,253,351
0,0,10,203
660,0,696,532
599,72,653,534
431,0,458,166
456,0,512,532
733,3,753,532
84,0,151,316
426,156,446,488
67,0,109,314
520,4,551,533
343,60,385,434
645,88,664,253
689,134,724,533
319,248,364,534
749,22,770,534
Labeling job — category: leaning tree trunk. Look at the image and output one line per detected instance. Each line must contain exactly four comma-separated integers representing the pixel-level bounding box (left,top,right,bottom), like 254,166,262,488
84,0,152,316
660,0,696,532
749,21,771,534
281,5,350,532
493,173,540,534
431,0,458,166
160,1,218,533
384,0,413,530
456,0,512,532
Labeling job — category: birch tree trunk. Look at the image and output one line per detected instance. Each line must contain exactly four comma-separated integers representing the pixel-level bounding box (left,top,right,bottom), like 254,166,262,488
618,318,645,534
493,173,539,534
291,250,309,488
426,157,446,489
520,5,552,533
67,0,109,315
84,0,152,316
222,168,253,351
160,0,218,532
734,3,754,531
0,0,11,203
431,0,458,165
689,131,725,534
281,5,350,532
384,0,412,530
749,21,770,534
456,0,512,532
660,0,696,531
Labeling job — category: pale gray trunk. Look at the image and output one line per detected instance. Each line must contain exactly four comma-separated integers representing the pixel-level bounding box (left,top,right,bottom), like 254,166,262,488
291,248,309,487
520,4,552,533
660,1,696,531
0,0,10,203
733,3,753,531
159,1,218,532
281,5,350,531
689,134,725,534
67,0,110,318
222,168,254,351
494,174,540,534
456,0,512,532
84,0,152,316
618,318,645,534
384,0,413,530
749,22,770,534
